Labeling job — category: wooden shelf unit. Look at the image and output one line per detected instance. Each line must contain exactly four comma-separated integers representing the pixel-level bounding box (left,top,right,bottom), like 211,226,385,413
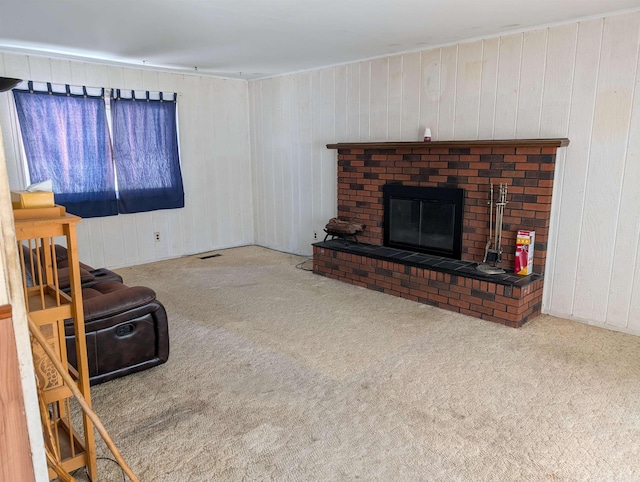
14,208,97,480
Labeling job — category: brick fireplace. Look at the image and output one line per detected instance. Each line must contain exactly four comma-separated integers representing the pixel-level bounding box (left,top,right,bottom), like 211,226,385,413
313,139,569,327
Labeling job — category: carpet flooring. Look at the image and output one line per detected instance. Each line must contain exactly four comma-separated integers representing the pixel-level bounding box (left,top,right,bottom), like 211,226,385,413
73,246,640,481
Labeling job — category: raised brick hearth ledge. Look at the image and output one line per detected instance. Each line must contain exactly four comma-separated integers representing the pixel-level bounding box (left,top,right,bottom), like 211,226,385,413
314,138,569,328
314,240,543,327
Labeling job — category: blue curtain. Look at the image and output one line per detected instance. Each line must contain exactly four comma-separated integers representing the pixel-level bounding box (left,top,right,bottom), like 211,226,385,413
13,84,117,218
111,91,184,214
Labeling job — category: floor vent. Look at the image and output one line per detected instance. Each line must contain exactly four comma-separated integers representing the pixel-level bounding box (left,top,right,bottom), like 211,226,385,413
199,254,222,260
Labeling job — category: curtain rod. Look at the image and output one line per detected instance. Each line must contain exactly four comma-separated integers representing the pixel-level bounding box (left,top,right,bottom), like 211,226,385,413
12,79,180,98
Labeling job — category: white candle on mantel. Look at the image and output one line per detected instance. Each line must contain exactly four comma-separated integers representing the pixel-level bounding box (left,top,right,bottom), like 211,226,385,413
423,128,432,142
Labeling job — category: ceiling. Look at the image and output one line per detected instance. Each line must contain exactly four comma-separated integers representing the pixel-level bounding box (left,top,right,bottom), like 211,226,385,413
1,0,639,80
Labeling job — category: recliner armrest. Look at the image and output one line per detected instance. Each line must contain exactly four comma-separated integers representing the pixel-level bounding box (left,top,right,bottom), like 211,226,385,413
78,281,158,322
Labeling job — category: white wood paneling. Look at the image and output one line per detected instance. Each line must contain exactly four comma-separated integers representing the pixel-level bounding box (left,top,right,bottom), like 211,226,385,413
346,63,360,141
270,77,285,249
359,62,371,141
546,19,602,317
573,14,639,323
626,75,640,332
297,72,314,248
159,71,188,258
279,76,294,252
198,78,219,252
289,75,302,253
27,56,52,82
420,49,441,139
592,14,640,328
516,29,547,137
609,64,640,329
534,26,572,307
401,52,421,140
0,53,253,269
494,34,522,138
539,24,577,138
320,68,336,234
248,10,640,334
388,55,403,140
174,74,199,257
454,41,483,140
311,70,325,237
257,81,271,248
334,65,348,143
541,23,578,309
370,58,389,140
478,38,500,140
249,81,265,247
438,45,458,140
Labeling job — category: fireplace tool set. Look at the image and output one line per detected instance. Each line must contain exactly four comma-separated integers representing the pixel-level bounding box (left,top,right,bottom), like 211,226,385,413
477,182,508,275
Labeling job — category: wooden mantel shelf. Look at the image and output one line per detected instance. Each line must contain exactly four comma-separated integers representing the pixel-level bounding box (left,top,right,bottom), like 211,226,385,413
326,138,570,149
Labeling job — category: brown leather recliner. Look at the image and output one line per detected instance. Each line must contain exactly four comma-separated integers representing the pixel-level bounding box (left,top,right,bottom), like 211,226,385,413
22,244,170,385
65,280,169,385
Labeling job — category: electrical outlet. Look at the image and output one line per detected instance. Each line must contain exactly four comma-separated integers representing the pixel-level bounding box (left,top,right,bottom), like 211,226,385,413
313,231,317,239
154,232,160,242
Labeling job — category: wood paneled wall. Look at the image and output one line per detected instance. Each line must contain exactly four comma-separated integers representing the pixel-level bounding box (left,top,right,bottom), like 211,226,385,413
0,53,254,269
249,12,640,334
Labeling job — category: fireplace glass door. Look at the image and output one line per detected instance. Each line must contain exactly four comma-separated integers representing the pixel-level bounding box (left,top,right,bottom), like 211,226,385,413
383,185,463,259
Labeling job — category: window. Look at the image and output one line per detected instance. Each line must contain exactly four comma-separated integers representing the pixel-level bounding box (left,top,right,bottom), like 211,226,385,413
13,83,117,218
13,83,184,217
111,90,184,214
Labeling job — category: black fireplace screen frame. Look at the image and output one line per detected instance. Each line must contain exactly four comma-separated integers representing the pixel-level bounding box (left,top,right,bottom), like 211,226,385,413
383,184,464,259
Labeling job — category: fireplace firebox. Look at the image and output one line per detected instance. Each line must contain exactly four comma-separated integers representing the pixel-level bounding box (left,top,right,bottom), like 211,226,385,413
383,184,464,259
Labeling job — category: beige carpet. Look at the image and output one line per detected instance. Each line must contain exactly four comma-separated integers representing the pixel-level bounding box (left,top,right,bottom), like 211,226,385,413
74,246,640,481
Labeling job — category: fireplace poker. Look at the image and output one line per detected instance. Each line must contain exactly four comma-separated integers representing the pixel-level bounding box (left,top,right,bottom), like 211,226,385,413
477,182,508,275
495,183,508,253
486,183,494,260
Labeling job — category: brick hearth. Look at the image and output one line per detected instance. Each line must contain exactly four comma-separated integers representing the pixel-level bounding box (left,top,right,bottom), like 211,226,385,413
313,139,569,327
